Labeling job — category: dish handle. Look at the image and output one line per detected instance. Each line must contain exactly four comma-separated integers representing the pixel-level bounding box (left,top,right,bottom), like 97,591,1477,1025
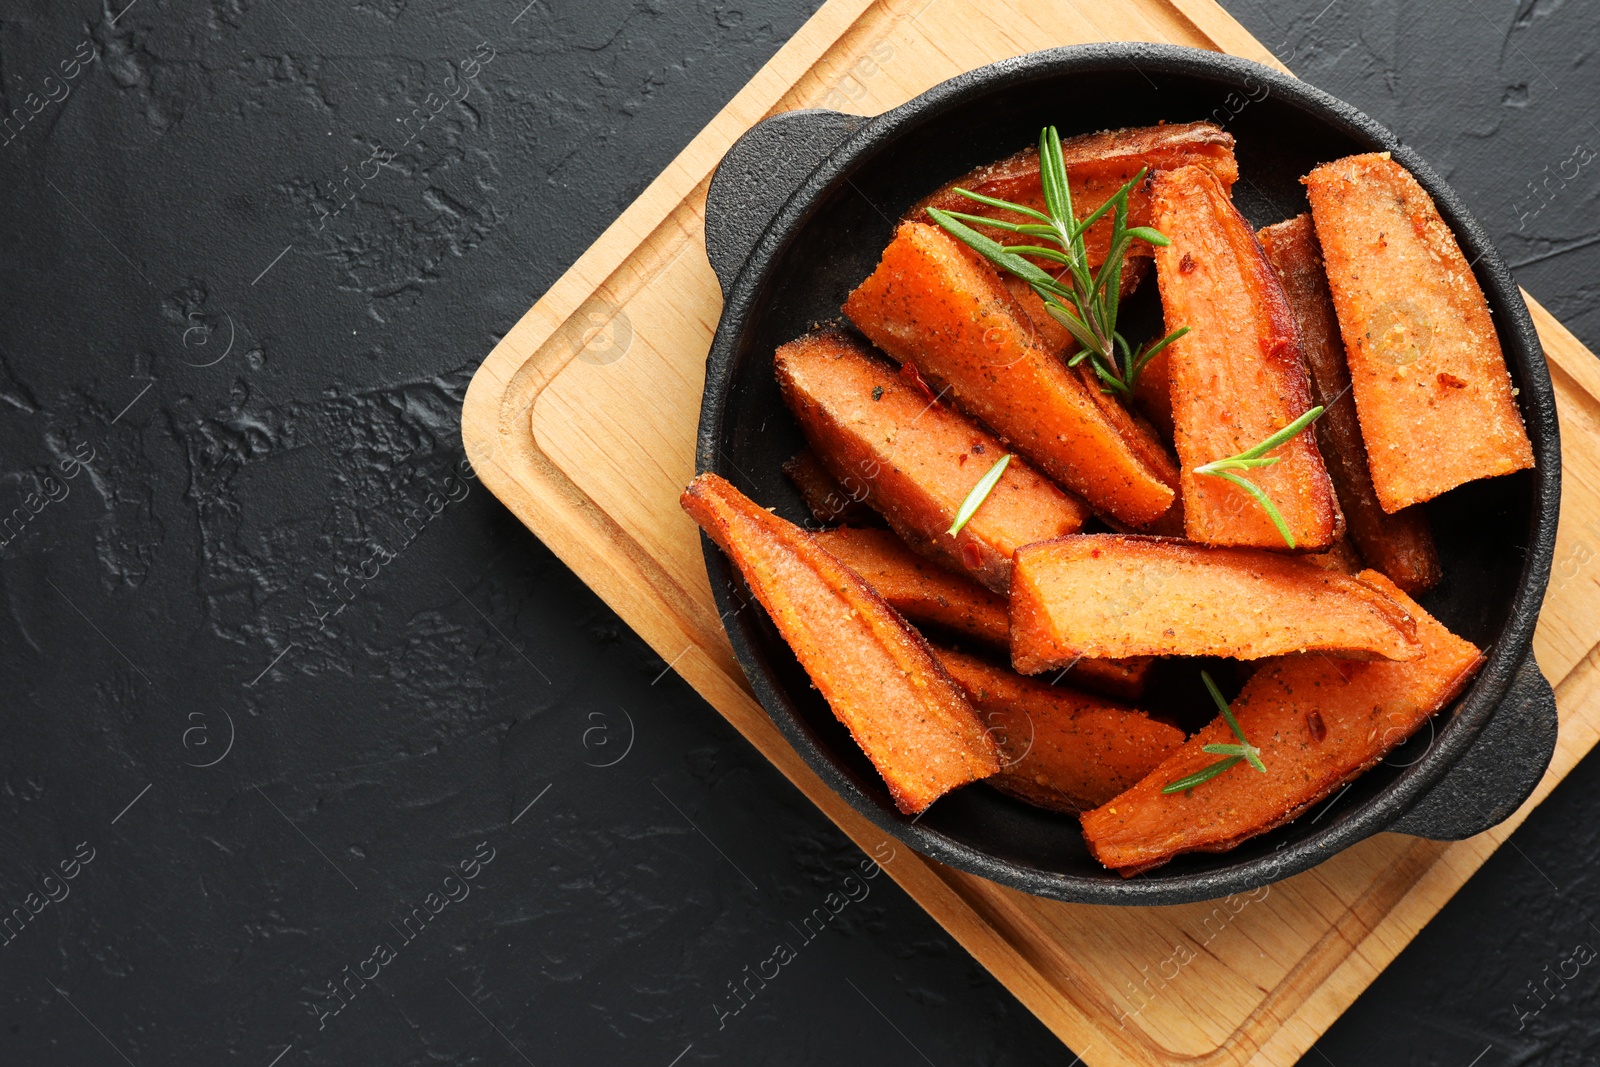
1388,651,1557,840
705,108,866,295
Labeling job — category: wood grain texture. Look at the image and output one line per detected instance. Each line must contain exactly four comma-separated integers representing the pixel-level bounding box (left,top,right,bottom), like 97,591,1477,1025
459,1,1600,1062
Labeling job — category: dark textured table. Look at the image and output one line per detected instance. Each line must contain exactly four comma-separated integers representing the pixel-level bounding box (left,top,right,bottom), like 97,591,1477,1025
1,1,1596,1064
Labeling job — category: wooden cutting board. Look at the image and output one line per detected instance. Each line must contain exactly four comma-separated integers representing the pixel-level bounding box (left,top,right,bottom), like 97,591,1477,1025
460,1,1600,1062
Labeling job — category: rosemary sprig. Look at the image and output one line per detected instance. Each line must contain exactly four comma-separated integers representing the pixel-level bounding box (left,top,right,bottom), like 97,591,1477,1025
924,125,1188,398
1162,671,1265,795
947,453,1011,536
1192,404,1326,549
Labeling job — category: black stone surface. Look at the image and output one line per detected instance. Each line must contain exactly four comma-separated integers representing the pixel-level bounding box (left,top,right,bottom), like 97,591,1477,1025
0,1,1594,1065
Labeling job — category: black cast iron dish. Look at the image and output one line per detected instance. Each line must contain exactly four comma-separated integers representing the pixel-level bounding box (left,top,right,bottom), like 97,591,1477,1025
695,43,1561,906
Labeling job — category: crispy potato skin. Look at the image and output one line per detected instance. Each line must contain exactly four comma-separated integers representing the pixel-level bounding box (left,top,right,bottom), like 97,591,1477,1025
1080,571,1483,874
1304,153,1534,511
1150,165,1341,550
816,526,1154,699
775,330,1088,593
908,122,1237,270
1257,215,1442,592
782,449,877,526
932,646,1184,814
1008,535,1421,672
814,527,1011,647
843,223,1179,528
681,473,1000,813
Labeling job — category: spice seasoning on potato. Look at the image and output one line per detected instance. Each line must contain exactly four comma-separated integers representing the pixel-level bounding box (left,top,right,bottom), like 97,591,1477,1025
1080,571,1483,874
844,223,1179,528
909,121,1237,274
1149,165,1341,550
1303,152,1533,511
1009,534,1421,672
775,329,1087,593
931,646,1183,814
1257,213,1442,591
681,473,999,814
817,526,1155,700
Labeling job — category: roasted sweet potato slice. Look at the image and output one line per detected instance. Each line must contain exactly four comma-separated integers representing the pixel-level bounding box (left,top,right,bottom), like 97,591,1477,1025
1080,571,1484,874
1009,535,1421,673
775,329,1088,593
1000,274,1177,500
1150,165,1341,550
1062,655,1156,703
681,473,999,813
782,449,876,526
843,222,1179,528
813,527,1010,647
931,646,1184,814
816,525,1154,699
908,121,1237,271
1304,153,1534,511
1258,215,1441,592
1303,536,1365,576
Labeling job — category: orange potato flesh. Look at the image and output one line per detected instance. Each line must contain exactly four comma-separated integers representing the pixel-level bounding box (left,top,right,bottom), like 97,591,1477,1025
775,329,1088,594
1080,571,1483,874
931,646,1185,814
1150,164,1341,550
1303,153,1534,511
1132,344,1175,445
1063,655,1156,703
813,527,1011,647
1257,215,1442,593
844,222,1179,528
1009,535,1421,673
1304,536,1365,576
908,121,1237,271
681,473,1000,813
815,525,1154,700
782,449,876,526
1000,274,1179,508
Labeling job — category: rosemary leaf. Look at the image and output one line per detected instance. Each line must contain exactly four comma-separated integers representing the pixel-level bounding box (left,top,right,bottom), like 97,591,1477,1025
1203,670,1266,773
1236,404,1326,462
1162,756,1243,795
925,128,1177,398
1216,469,1297,549
952,187,1053,223
1192,405,1327,549
947,453,1012,536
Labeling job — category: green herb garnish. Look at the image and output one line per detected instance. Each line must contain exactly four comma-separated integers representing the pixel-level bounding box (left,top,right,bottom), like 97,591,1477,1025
924,125,1187,399
947,453,1011,536
1162,671,1266,795
1192,404,1326,548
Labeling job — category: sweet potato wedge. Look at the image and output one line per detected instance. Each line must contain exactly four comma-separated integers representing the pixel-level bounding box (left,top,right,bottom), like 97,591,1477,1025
813,527,1010,647
681,473,1000,813
1080,571,1484,874
1150,165,1341,550
1009,535,1421,673
775,329,1088,593
1303,153,1534,511
782,449,877,526
1257,215,1442,592
816,525,1154,699
931,646,1184,814
1000,274,1178,502
908,121,1237,272
843,222,1179,528
1303,536,1365,576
